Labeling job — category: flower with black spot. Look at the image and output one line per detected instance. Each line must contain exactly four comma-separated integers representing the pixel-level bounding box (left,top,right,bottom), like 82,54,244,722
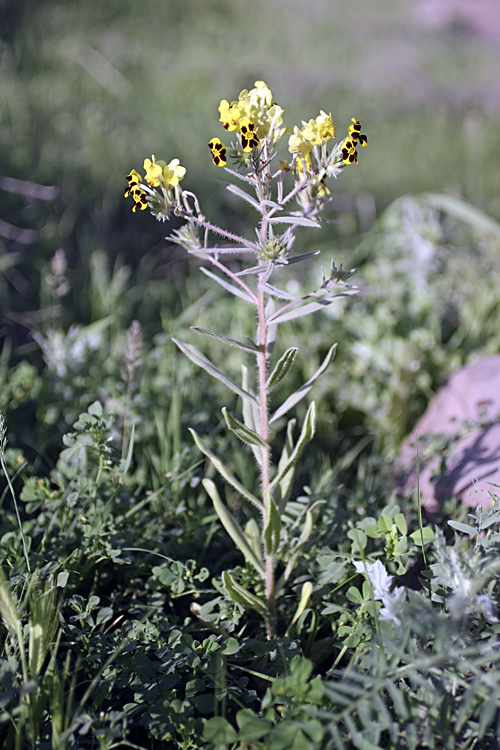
341,137,358,164
130,186,148,212
347,118,368,147
208,138,227,167
124,169,141,198
239,118,260,153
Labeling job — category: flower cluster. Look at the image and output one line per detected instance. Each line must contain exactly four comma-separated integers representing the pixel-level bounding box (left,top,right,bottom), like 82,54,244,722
125,81,367,219
208,80,287,166
124,155,186,214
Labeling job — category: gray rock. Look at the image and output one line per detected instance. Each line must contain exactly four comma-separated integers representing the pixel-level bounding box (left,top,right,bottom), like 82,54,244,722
396,355,500,510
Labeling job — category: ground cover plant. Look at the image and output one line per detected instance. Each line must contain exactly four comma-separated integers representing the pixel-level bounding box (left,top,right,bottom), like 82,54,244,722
2,78,500,750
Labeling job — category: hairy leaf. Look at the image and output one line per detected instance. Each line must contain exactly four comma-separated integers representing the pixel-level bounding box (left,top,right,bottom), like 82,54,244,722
266,347,298,390
225,183,262,212
222,407,266,448
203,480,264,577
173,338,258,405
263,493,281,556
222,571,267,614
268,215,321,228
241,365,262,467
192,326,259,353
270,290,357,326
200,267,256,304
269,402,316,491
191,430,263,511
271,344,337,423
286,581,313,636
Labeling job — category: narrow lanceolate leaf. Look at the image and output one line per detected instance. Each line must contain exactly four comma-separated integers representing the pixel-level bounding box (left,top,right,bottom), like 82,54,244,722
222,408,267,448
173,339,258,405
268,215,321,228
263,492,281,556
192,327,259,354
286,582,313,636
225,183,262,212
200,267,257,305
270,344,337,424
241,365,262,467
266,348,298,391
203,480,265,577
222,571,267,615
245,518,262,561
191,430,263,511
279,250,321,265
259,283,297,301
277,419,296,513
269,402,316,491
270,290,357,326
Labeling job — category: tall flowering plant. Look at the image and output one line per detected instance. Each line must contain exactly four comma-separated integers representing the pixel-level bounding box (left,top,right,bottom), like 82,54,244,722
126,81,367,636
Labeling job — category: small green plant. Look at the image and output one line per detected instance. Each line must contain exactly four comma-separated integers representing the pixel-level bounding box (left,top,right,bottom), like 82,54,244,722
126,81,368,637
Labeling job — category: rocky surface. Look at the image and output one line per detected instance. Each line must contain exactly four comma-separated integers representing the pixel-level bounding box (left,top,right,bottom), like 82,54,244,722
396,355,500,511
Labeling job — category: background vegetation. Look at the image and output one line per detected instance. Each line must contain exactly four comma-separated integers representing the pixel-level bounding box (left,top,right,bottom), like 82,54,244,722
2,0,500,747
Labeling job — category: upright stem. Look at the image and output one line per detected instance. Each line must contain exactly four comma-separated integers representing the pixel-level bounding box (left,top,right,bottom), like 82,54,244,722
256,164,277,636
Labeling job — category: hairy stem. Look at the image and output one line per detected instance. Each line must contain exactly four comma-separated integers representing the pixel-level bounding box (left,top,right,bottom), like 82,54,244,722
256,164,277,636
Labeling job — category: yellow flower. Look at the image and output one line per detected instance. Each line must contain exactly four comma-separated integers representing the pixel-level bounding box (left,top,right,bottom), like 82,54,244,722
219,99,242,132
296,150,312,177
208,138,227,167
316,111,336,142
130,186,148,212
301,111,336,146
248,80,273,108
163,158,186,188
341,137,358,164
144,155,165,187
239,118,260,152
124,170,141,198
347,118,368,147
288,126,313,154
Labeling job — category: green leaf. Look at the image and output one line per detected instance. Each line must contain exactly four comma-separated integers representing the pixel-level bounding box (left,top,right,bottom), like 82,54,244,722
447,520,477,535
222,571,267,615
203,717,238,745
244,518,262,561
280,506,317,588
268,215,321,228
225,182,262,212
190,429,263,511
202,479,265,577
286,581,313,636
347,586,363,604
200,267,256,305
395,512,408,536
241,364,262,467
263,493,281,556
410,527,436,545
57,572,69,588
270,290,357,326
266,347,299,390
277,418,296,513
378,514,393,533
271,345,337,423
173,338,258,405
236,709,271,742
269,402,316,491
191,326,259,353
222,407,266,448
